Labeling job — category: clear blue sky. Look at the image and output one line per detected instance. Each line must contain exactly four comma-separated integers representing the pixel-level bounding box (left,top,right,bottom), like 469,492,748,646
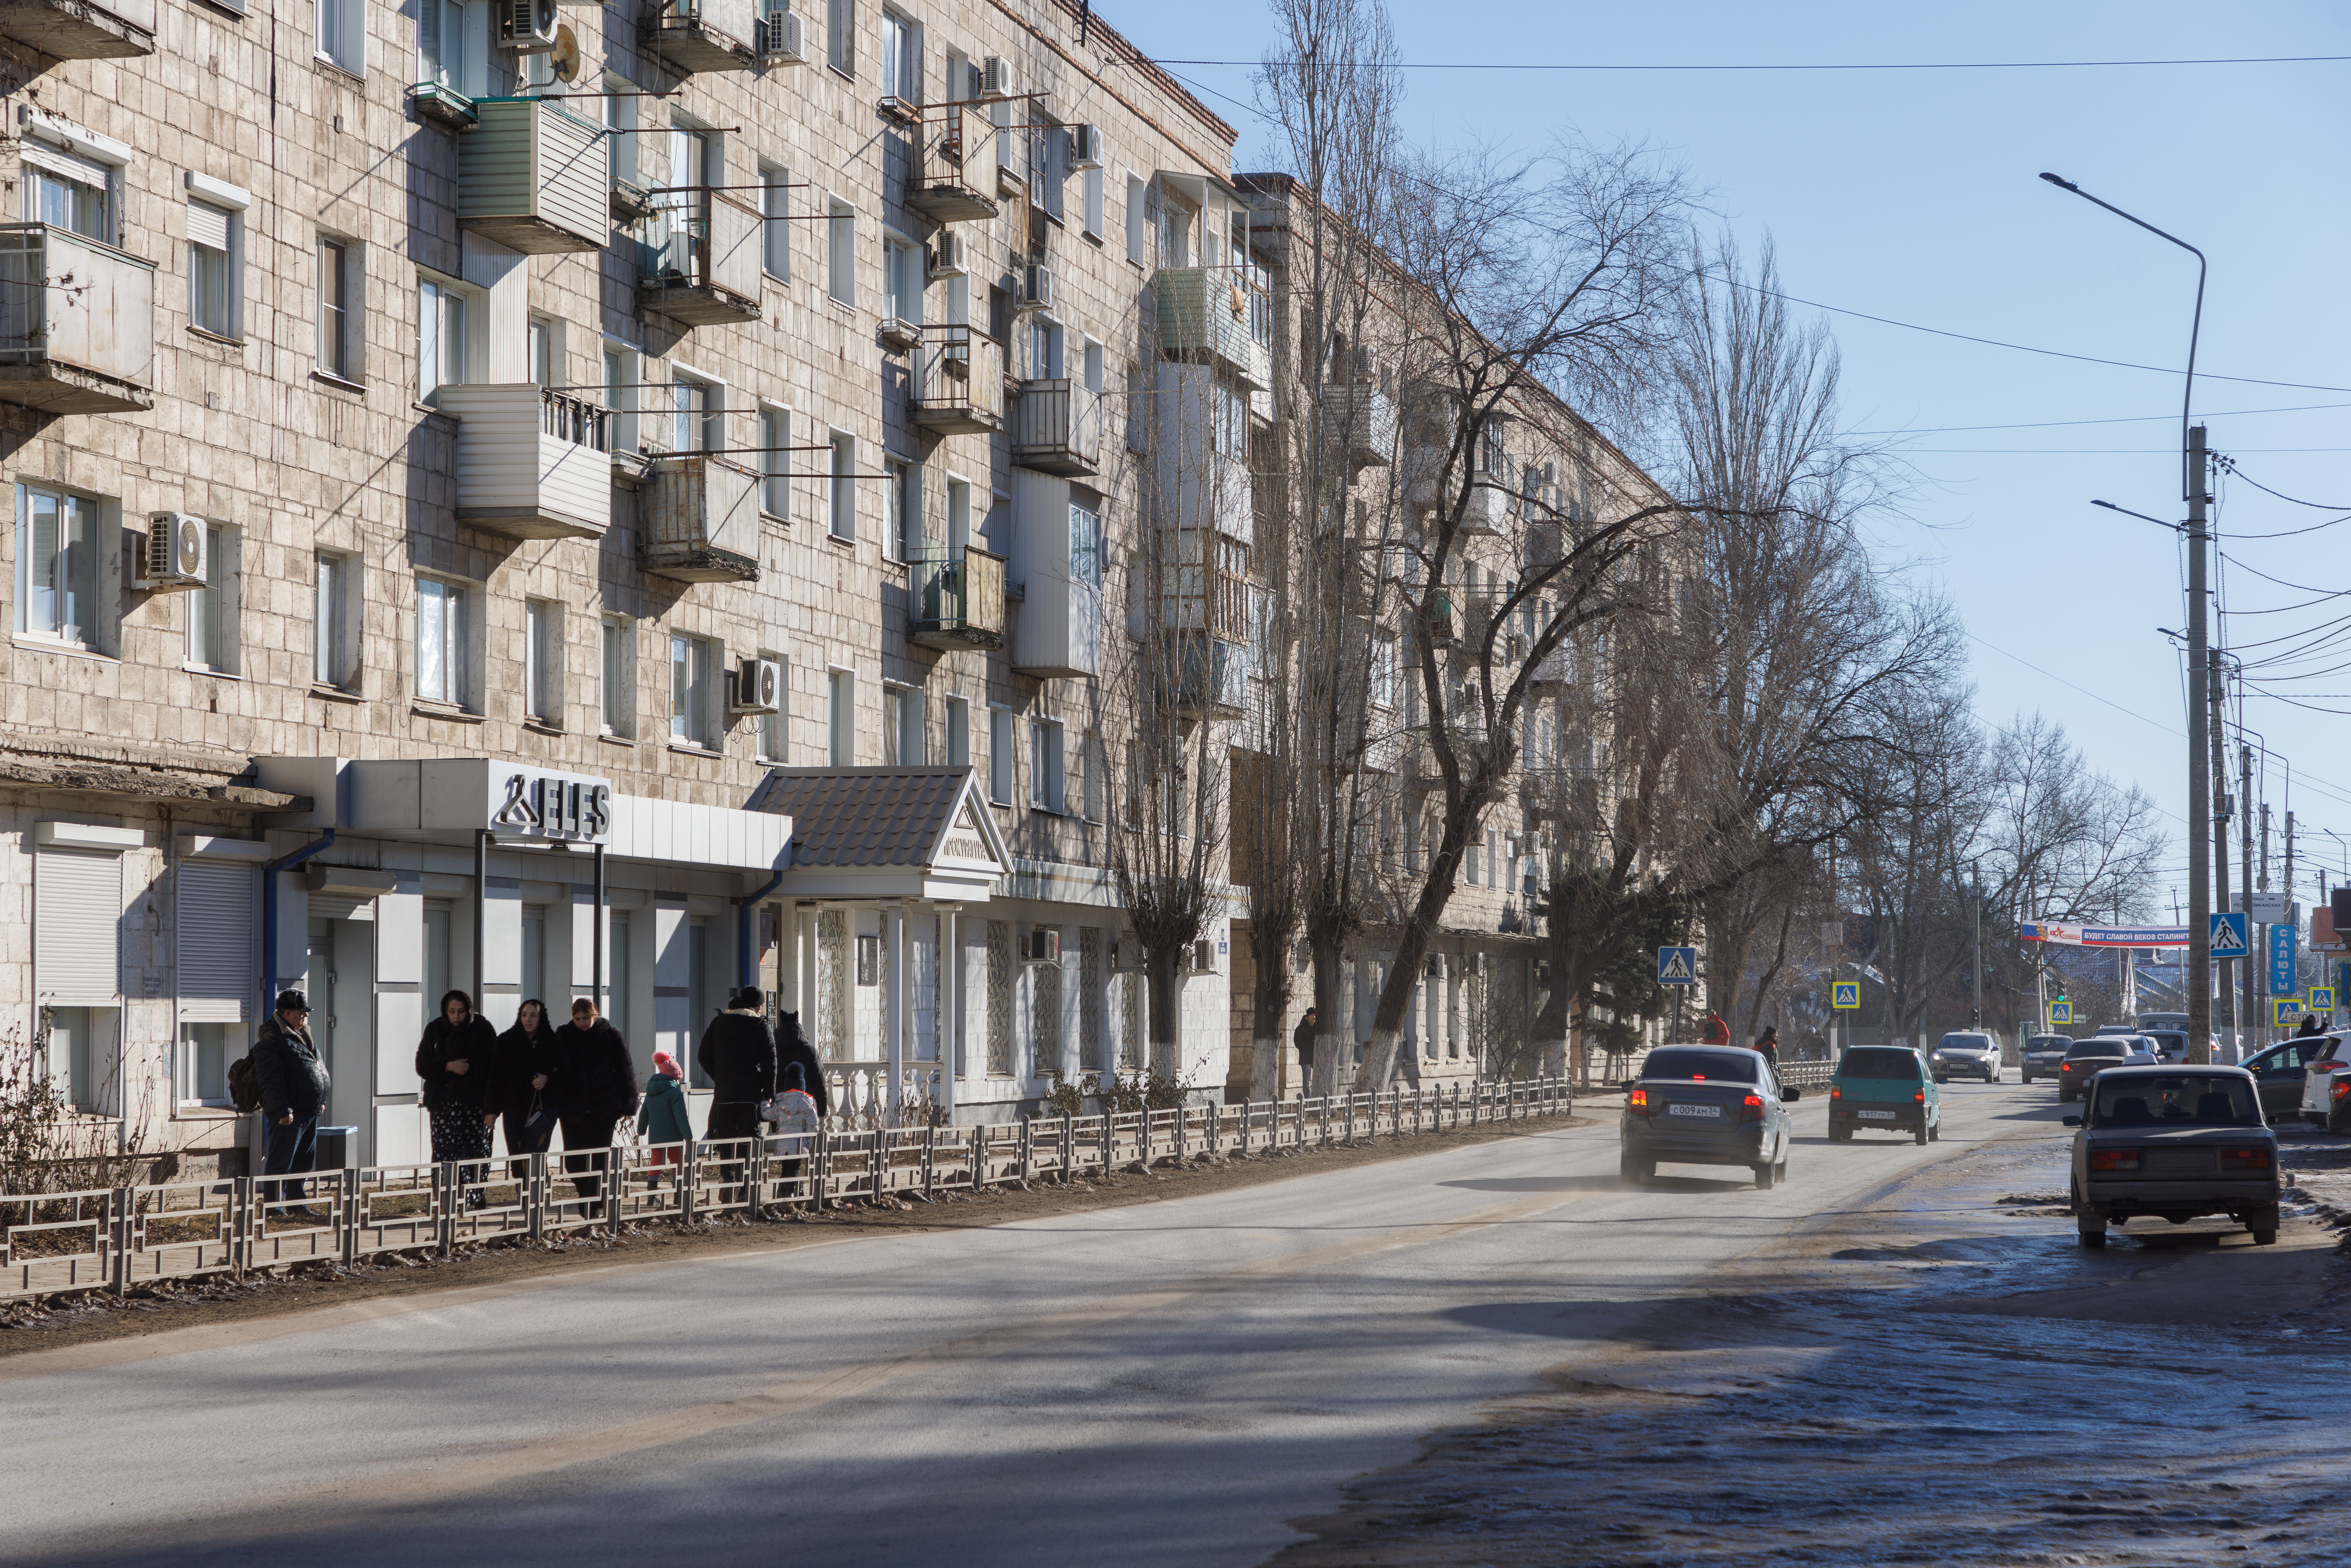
1106,0,2351,917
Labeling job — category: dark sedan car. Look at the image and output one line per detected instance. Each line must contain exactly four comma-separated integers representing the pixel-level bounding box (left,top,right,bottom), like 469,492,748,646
1621,1045,1799,1190
2066,1066,2279,1249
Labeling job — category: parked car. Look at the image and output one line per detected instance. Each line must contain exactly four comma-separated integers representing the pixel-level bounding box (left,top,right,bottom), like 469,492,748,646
1828,1045,1940,1144
2296,1032,2351,1132
1619,1045,1798,1190
2022,1033,2073,1084
2243,1036,2335,1118
2065,1065,2279,1248
1929,1032,2001,1084
2057,1036,2157,1103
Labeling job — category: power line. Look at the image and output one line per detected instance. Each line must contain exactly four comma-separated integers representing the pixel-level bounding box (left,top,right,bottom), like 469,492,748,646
2213,456,2351,510
1166,53,2351,72
1848,400,2351,438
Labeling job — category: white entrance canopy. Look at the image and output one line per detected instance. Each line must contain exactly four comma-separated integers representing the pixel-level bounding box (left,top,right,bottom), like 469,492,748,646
750,766,1008,901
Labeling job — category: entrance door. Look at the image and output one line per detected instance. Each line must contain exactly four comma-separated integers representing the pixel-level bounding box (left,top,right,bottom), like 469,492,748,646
306,916,337,1112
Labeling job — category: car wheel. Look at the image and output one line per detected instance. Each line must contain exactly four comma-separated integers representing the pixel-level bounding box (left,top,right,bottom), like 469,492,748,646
1914,1125,1929,1146
2077,1225,2107,1249
1928,1119,1941,1143
2330,1104,2351,1135
1829,1124,1849,1143
1753,1160,1776,1190
1619,1153,1652,1186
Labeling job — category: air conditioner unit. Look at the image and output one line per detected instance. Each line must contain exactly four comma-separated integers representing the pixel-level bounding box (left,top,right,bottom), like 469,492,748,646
760,8,804,63
500,0,560,52
1024,928,1061,965
1190,939,1219,975
1069,122,1104,169
139,512,207,592
1018,260,1053,312
928,229,967,277
732,656,783,715
980,55,1013,98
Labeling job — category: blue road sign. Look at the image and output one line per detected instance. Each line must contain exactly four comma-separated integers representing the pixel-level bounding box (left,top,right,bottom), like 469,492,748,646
1830,980,1860,1009
1657,946,1697,985
2210,912,2249,960
2269,922,2299,997
2311,986,2337,1013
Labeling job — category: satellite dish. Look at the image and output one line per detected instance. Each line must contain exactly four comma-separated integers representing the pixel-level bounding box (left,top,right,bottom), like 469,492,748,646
550,23,580,82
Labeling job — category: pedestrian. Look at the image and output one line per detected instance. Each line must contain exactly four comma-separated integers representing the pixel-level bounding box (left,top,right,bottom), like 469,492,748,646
417,989,497,1206
483,998,563,1164
251,989,331,1219
774,1007,831,1119
637,1049,691,1191
1752,1025,1781,1070
1293,1007,1318,1095
700,986,778,1145
2296,1013,2326,1038
1701,1011,1731,1046
554,997,639,1212
767,1059,821,1204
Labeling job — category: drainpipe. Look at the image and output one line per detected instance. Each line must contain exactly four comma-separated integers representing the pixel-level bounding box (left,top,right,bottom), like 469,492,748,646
260,829,337,1018
737,864,787,991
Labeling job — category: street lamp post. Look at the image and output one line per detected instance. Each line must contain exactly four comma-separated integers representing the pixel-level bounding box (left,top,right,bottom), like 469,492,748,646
2039,172,2211,1064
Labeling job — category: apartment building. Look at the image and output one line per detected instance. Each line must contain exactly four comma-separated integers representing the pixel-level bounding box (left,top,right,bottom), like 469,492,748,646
0,0,1260,1170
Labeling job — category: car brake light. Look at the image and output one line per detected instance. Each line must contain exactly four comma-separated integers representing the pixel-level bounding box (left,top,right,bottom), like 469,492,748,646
2088,1149,2141,1172
2332,1080,2351,1104
2314,1061,2346,1073
2219,1147,2272,1171
1741,1093,1764,1123
1829,1086,1841,1102
1628,1087,1650,1117
1913,1090,1925,1103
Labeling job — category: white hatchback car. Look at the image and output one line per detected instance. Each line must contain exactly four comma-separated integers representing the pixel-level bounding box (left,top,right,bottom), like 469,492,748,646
2296,1031,2351,1132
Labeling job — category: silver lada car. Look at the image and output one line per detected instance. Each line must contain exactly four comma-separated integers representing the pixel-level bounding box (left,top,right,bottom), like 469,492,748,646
2064,1065,2278,1249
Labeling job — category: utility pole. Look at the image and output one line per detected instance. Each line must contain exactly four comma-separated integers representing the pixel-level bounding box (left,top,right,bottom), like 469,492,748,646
2260,804,2272,892
1970,863,1983,1030
2242,743,2257,1049
2211,669,2232,1056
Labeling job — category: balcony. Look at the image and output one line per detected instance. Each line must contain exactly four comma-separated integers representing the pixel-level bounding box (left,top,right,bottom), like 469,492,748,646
1528,648,1572,692
1009,468,1101,680
1324,382,1396,471
1010,378,1098,476
458,98,608,255
410,81,478,129
1156,266,1268,381
906,106,1000,224
0,0,151,58
1167,636,1248,720
908,545,1007,651
910,324,1004,434
640,453,760,583
0,224,154,415
1152,362,1253,544
1459,471,1507,535
637,0,756,72
638,189,763,326
431,384,611,541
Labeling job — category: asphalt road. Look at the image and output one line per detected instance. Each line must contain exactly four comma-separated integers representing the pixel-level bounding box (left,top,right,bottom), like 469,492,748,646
0,1084,2074,1566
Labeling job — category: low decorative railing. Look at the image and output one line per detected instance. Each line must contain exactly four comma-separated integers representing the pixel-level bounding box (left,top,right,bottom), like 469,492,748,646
0,1078,1574,1304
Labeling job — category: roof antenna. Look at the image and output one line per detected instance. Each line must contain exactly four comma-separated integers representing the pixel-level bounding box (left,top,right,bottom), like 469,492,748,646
1077,0,1090,46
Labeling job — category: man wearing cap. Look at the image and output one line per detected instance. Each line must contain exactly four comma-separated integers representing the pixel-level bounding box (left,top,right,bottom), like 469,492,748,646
700,987,778,1145
252,990,331,1215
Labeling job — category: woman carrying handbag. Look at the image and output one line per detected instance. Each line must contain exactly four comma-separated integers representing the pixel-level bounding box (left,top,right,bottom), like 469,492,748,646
417,989,498,1207
484,998,563,1170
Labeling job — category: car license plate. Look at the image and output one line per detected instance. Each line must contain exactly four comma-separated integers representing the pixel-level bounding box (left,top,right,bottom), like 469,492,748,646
1858,1110,1895,1120
1665,1103,1722,1119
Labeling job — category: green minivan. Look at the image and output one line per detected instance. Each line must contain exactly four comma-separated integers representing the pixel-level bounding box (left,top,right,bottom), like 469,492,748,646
1829,1045,1941,1144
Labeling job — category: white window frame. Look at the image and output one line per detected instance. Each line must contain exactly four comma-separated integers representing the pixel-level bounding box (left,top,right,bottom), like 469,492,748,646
828,429,856,541
316,0,363,73
1029,717,1065,814
600,613,636,738
602,71,639,183
882,232,921,329
524,597,561,726
1082,165,1104,240
879,8,915,101
944,475,971,551
15,484,101,649
603,340,641,454
415,574,474,709
669,369,723,453
183,523,238,675
314,550,357,691
885,453,923,562
945,694,970,768
758,403,792,519
23,116,129,246
188,200,239,339
528,314,560,386
670,630,720,749
418,272,480,405
825,0,854,77
1124,173,1146,265
827,666,855,766
883,682,925,765
760,161,791,280
316,235,360,382
987,705,1014,805
827,197,856,305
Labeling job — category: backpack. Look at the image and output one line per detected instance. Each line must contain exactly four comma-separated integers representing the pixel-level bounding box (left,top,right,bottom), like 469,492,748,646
228,1053,264,1114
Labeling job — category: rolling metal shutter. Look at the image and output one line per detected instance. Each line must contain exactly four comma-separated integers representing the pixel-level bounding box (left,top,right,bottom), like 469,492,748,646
176,859,255,1022
186,199,231,253
35,848,121,1005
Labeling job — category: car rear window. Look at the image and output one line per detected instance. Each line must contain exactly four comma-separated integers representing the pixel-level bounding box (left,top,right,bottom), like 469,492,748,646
2067,1041,2128,1059
2027,1036,2070,1050
1641,1048,1759,1084
1936,1034,1992,1050
2091,1074,2261,1127
1839,1048,1922,1081
2143,1031,2187,1055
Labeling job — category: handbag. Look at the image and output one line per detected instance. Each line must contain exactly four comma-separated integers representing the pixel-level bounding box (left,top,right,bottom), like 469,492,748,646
522,1090,560,1149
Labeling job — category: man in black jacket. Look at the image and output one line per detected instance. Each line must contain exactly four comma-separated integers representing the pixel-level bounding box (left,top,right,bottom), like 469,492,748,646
1293,1007,1318,1095
252,990,331,1213
555,998,639,1206
700,987,777,1144
776,1009,830,1119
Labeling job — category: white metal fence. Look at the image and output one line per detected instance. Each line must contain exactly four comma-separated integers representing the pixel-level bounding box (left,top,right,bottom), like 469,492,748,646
2,1078,1575,1305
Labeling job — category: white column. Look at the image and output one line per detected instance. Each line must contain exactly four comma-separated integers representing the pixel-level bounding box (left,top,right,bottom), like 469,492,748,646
777,900,801,1013
885,902,905,1126
938,904,961,1121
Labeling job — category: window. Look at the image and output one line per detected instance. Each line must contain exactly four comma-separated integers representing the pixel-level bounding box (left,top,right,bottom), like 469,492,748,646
827,198,855,304
179,1023,233,1105
1124,173,1146,265
759,405,791,518
16,486,97,646
602,73,639,182
1082,165,1104,239
188,200,237,337
1082,338,1104,395
828,430,856,540
528,315,556,386
945,477,971,550
317,0,362,72
884,684,924,764
1038,124,1065,224
1027,314,1063,380
757,649,788,761
316,238,354,379
1068,501,1102,587
184,524,237,674
600,615,635,737
603,343,640,453
883,235,919,326
1371,633,1398,710
879,9,914,100
825,0,853,75
760,163,791,279
671,632,718,748
1083,731,1102,820
418,275,470,404
314,551,355,689
1125,365,1149,453
827,668,855,766
415,575,471,707
945,694,970,767
886,455,922,560
670,372,720,452
988,707,1013,804
1029,717,1065,813
22,119,124,245
524,598,560,725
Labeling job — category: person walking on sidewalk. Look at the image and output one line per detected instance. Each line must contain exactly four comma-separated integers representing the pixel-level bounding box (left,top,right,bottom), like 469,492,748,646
1293,1007,1319,1096
483,998,562,1164
700,987,777,1145
252,990,330,1218
555,998,639,1210
774,1007,831,1120
417,990,497,1206
637,1049,692,1193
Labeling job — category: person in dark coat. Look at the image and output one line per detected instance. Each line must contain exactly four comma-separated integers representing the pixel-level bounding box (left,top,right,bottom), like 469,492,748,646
774,1007,830,1119
483,998,563,1161
252,990,331,1214
417,989,497,1203
555,998,639,1206
700,987,778,1144
1292,1007,1319,1095
1752,1025,1781,1069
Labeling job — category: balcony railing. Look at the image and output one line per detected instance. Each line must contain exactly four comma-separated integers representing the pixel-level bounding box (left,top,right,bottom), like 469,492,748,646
0,223,154,415
637,0,757,72
1010,378,1098,476
640,453,761,583
0,0,152,59
433,384,611,541
458,97,608,255
638,188,763,326
1156,265,1269,381
1166,635,1249,719
908,544,1007,650
911,323,1004,433
907,105,1000,224
1323,381,1396,470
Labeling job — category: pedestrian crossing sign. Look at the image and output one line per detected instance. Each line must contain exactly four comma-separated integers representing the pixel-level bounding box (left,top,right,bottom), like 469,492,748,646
2049,1000,2073,1026
1657,946,1697,985
2313,986,2338,1012
2210,911,2249,960
1831,980,1860,1010
2273,997,2303,1028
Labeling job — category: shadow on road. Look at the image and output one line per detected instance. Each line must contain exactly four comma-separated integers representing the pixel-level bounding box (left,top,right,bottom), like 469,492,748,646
1436,1176,1628,1194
